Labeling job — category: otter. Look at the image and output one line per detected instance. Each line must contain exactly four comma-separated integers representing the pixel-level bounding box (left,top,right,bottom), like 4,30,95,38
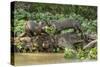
25,21,45,36
48,19,86,41
18,20,48,37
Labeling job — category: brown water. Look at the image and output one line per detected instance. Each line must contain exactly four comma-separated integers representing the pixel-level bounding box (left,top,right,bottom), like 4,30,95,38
12,53,95,66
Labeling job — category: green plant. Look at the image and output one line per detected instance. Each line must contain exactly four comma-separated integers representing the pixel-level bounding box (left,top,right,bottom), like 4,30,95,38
64,47,97,60
64,48,76,59
76,49,87,60
87,47,97,59
12,2,97,56
44,26,56,35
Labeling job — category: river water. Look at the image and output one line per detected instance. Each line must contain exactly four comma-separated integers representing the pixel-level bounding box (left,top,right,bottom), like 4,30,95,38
12,53,96,66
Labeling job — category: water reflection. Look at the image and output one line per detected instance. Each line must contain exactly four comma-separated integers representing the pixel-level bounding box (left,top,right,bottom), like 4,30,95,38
13,53,96,66
14,53,67,65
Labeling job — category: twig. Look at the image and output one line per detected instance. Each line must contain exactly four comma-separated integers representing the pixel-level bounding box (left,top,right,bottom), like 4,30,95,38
18,32,26,37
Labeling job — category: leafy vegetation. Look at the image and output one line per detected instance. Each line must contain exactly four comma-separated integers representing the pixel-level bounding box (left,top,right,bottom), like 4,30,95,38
64,47,97,60
11,2,97,60
64,48,76,59
12,2,97,36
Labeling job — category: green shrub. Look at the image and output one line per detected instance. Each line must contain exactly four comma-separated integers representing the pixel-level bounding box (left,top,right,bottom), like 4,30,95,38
12,2,97,59
64,48,76,59
87,47,97,59
13,12,97,36
64,47,97,60
12,2,97,37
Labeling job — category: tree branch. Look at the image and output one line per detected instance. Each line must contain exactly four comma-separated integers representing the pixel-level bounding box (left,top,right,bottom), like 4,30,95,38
83,39,97,49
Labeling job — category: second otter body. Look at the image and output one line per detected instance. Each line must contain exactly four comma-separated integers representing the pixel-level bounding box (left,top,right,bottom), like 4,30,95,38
49,20,82,33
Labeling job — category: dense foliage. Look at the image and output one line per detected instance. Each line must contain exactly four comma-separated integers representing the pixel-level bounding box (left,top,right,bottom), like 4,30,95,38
11,2,97,60
64,47,97,60
12,2,97,36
